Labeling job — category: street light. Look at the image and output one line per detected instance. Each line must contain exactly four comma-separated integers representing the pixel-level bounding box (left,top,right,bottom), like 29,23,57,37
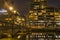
9,6,13,11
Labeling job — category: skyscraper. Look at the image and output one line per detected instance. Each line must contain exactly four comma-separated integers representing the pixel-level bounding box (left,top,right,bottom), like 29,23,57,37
28,0,47,29
26,0,60,40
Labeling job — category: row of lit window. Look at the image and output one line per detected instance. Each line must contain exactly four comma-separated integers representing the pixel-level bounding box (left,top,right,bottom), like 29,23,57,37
29,22,60,27
26,33,60,40
29,16,60,21
29,11,60,15
29,24,56,26
34,0,45,2
5,18,12,21
4,17,25,21
29,35,60,38
0,22,25,27
0,23,5,26
33,5,46,9
29,20,55,22
0,23,12,26
27,38,60,40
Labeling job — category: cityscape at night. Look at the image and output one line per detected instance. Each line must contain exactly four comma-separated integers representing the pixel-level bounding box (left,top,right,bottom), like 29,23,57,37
0,0,60,40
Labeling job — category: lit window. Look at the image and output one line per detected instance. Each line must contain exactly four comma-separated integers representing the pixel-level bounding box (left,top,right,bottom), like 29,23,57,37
29,10,33,13
34,0,40,2
28,33,46,40
56,35,60,38
41,10,46,13
29,15,33,18
29,21,32,22
17,35,21,39
9,18,12,20
38,13,42,15
30,23,33,26
41,5,45,9
50,13,54,15
5,18,12,21
3,24,5,26
22,18,25,21
26,35,29,40
55,15,60,18
33,16,38,20
14,22,18,25
34,5,40,9
33,13,37,15
5,18,8,20
30,13,33,15
38,20,44,22
41,0,45,1
17,17,22,20
56,23,60,25
38,26,45,29
55,18,60,21
55,21,60,22
55,12,60,15
0,23,2,26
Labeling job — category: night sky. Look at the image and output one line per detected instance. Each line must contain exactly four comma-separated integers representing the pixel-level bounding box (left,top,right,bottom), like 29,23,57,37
12,0,60,15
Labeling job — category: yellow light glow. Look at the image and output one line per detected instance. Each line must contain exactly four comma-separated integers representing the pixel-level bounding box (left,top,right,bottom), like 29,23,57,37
5,18,8,20
33,13,37,15
55,12,60,15
17,17,22,20
5,18,12,20
34,5,39,9
29,10,33,13
34,0,40,2
17,36,21,38
55,18,60,21
9,7,13,10
38,13,42,15
18,18,21,20
41,10,46,13
22,18,25,21
14,10,17,13
29,15,33,18
0,23,2,26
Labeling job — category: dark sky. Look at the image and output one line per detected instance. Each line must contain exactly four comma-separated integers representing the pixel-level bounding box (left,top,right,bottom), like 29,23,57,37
12,0,60,15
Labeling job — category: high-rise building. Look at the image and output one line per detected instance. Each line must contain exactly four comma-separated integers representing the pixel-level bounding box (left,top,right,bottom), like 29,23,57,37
26,0,60,40
28,0,60,29
28,0,47,29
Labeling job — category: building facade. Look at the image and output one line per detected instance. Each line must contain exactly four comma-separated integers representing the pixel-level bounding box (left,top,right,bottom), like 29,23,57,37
28,0,47,29
26,0,60,40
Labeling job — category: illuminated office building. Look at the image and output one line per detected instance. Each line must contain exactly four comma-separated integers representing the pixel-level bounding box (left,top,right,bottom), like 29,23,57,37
28,0,60,30
28,0,47,29
26,0,60,40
